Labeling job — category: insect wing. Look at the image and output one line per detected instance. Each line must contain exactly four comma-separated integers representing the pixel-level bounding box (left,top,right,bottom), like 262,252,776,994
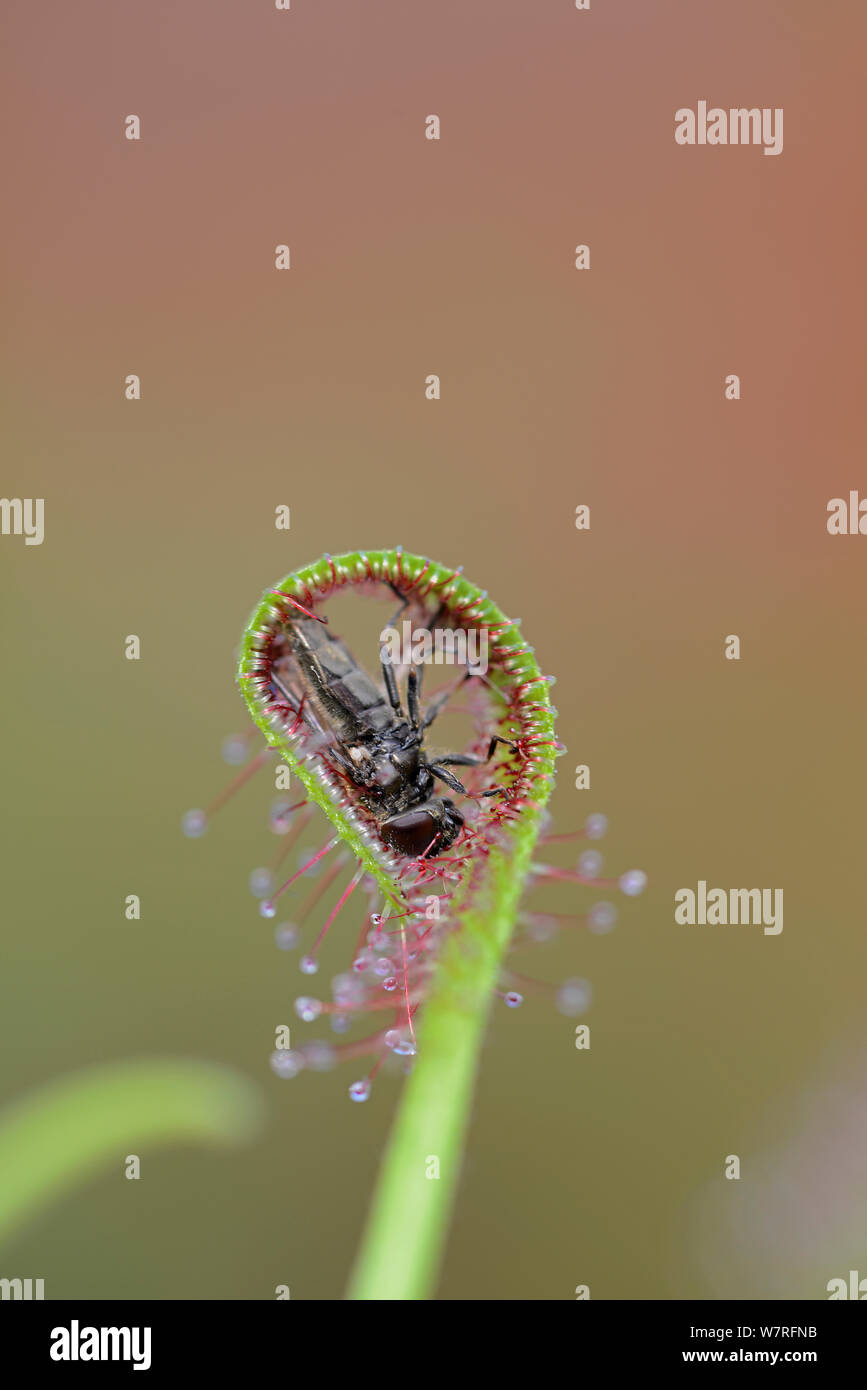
288,620,393,740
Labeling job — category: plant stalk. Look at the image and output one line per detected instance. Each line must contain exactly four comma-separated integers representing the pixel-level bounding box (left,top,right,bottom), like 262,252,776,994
347,804,546,1300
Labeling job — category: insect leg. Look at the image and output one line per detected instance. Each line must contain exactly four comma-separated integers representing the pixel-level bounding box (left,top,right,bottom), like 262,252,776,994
429,764,468,795
424,600,448,631
433,737,518,796
380,648,403,714
385,583,447,636
403,598,450,728
407,665,421,728
383,580,411,632
380,581,417,714
429,737,518,770
487,734,519,758
406,605,442,722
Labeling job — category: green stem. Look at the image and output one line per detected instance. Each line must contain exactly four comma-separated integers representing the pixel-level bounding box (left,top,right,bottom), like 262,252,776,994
347,802,546,1300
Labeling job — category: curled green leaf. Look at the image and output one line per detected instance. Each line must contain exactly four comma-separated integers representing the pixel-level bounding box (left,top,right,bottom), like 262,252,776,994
238,549,557,1299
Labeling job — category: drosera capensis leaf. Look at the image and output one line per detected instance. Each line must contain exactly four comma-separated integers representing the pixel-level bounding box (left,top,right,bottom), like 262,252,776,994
237,548,558,1299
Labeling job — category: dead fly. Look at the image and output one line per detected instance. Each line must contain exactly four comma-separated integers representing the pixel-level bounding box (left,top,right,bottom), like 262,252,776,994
267,590,514,858
183,549,647,1102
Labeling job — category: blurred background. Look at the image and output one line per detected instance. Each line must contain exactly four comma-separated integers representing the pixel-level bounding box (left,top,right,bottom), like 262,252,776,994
2,0,865,1299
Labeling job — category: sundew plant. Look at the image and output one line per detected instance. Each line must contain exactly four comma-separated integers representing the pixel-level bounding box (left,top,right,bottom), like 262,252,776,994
184,547,647,1299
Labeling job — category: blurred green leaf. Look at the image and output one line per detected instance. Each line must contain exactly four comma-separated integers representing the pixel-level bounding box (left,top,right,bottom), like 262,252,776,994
0,1060,264,1246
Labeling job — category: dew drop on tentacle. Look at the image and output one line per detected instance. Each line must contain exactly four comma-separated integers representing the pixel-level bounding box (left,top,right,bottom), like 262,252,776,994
274,923,300,951
585,812,609,840
588,901,617,934
299,955,319,976
556,978,593,1018
294,996,323,1023
578,850,604,878
182,809,208,838
249,867,273,899
349,1079,371,1103
523,912,559,943
270,1049,304,1079
385,1030,418,1057
304,1041,336,1072
221,735,249,766
619,869,648,897
332,972,366,1008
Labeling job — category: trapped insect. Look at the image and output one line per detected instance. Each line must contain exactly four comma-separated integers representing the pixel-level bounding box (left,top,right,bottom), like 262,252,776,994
183,549,646,1102
267,589,516,858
